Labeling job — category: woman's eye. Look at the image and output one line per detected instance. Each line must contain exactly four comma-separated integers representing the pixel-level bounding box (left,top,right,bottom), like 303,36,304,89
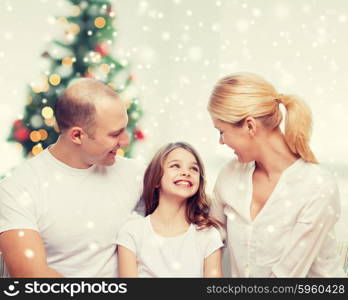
170,164,180,168
191,167,199,172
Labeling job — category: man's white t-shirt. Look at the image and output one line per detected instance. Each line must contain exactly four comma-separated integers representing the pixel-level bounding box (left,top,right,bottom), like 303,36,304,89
0,148,144,277
116,215,223,277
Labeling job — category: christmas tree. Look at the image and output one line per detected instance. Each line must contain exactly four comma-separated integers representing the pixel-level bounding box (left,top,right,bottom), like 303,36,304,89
7,0,144,158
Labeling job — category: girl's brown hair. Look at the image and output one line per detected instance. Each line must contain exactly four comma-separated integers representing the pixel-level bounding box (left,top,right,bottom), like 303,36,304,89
142,142,220,230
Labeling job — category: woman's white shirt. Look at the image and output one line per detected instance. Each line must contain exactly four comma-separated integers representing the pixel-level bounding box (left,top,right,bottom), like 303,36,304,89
212,158,346,277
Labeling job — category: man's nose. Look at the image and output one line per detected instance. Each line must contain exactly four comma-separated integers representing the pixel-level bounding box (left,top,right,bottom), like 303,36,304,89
119,130,130,146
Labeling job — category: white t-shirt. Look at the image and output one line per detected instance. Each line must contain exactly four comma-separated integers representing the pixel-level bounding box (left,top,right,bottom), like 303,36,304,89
0,148,145,277
116,215,223,277
211,158,346,278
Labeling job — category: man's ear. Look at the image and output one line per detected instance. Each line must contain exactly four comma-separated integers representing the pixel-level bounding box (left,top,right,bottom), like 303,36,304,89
68,127,84,145
245,117,257,138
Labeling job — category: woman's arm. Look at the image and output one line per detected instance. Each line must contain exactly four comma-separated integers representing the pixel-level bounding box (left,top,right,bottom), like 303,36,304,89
204,248,223,277
117,245,138,277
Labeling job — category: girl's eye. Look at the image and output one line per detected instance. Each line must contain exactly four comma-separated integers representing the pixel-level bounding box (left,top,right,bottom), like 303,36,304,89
170,164,180,168
191,167,199,172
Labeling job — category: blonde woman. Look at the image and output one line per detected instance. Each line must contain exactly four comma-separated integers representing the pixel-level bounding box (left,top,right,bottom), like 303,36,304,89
208,72,345,277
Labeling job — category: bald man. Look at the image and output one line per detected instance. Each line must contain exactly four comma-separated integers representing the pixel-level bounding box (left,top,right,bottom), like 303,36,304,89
0,79,144,277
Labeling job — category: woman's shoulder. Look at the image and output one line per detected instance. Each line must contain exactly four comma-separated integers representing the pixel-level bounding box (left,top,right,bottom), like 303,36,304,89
288,160,340,207
294,159,338,187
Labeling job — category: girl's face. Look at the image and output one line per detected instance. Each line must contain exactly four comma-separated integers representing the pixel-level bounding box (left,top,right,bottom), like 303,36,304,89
213,118,256,163
159,147,200,201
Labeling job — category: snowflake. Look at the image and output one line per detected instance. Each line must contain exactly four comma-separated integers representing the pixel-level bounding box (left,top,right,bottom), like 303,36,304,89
236,19,249,32
188,47,202,62
252,8,262,17
24,249,35,259
87,221,95,229
338,15,347,23
267,225,275,233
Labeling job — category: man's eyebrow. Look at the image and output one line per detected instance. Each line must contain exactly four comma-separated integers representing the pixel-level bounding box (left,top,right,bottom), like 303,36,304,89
109,128,125,135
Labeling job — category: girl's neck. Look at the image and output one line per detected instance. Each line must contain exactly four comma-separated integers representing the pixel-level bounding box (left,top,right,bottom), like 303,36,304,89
150,194,190,236
152,196,188,224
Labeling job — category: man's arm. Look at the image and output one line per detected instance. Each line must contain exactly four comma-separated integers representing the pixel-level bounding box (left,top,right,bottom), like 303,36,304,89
0,229,63,277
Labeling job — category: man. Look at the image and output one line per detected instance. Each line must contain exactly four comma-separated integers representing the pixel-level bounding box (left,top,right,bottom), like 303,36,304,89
0,79,144,277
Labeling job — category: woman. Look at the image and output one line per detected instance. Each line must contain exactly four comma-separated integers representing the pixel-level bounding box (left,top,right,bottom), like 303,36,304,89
208,72,345,277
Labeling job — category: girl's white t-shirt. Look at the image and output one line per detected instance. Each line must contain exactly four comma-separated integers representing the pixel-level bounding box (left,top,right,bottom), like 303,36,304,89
116,215,223,277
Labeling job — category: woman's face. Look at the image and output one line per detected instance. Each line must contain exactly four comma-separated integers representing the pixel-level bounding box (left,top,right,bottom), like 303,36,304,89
159,147,200,202
212,118,256,163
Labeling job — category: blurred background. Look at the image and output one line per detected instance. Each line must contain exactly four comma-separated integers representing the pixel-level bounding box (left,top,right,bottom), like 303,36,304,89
0,0,347,275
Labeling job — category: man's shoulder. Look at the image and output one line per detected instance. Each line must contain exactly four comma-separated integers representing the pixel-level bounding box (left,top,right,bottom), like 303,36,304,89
111,156,146,174
1,154,44,186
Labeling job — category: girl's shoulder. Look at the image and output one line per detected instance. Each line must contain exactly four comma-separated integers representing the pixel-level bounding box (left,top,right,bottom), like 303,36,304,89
192,225,222,240
192,225,224,254
119,213,147,233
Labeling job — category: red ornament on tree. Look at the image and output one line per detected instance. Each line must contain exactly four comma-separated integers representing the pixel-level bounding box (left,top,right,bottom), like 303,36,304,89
13,119,23,129
83,72,94,78
134,129,145,140
14,127,30,142
107,6,116,18
129,74,136,81
95,43,109,57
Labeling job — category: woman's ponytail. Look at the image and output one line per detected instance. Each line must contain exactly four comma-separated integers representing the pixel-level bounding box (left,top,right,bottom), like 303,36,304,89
279,94,318,164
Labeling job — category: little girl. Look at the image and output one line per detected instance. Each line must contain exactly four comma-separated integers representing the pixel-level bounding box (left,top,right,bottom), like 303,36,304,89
116,142,223,277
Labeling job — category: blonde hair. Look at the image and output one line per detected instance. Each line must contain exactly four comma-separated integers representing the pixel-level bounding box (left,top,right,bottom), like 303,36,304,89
208,72,318,164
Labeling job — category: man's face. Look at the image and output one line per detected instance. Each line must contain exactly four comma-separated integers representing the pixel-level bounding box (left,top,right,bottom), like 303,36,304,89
81,99,130,166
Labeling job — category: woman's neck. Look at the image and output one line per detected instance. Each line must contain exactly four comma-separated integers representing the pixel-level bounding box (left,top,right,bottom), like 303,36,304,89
255,129,299,179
